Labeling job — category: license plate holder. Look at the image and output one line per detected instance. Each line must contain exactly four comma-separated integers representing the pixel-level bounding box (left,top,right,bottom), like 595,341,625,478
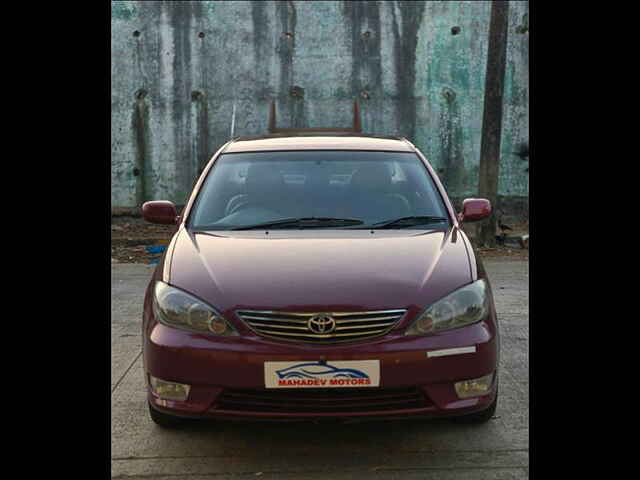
264,360,380,389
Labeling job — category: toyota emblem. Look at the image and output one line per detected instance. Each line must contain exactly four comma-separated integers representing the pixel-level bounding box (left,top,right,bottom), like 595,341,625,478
307,314,336,334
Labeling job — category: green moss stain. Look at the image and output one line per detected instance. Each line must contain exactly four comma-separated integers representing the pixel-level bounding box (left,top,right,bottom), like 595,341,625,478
440,87,466,194
498,0,529,198
111,1,137,21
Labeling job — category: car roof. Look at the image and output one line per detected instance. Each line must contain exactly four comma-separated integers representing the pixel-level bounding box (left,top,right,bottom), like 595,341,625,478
222,133,415,154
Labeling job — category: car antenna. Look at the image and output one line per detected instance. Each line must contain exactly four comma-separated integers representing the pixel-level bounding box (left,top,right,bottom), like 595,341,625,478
230,101,237,138
268,99,362,134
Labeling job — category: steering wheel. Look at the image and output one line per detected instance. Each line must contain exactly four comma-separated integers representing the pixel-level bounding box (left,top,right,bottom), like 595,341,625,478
226,197,284,217
227,198,259,215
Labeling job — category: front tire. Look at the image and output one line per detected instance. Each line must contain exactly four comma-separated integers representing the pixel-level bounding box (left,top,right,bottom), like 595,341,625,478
148,403,186,428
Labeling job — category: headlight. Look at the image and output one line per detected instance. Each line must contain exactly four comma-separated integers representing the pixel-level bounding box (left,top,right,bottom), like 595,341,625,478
153,281,238,336
405,279,489,336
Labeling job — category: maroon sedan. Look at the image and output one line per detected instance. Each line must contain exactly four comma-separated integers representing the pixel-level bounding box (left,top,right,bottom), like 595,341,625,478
141,133,499,427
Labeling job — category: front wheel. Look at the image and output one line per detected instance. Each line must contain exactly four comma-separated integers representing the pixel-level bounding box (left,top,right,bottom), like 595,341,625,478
148,403,186,428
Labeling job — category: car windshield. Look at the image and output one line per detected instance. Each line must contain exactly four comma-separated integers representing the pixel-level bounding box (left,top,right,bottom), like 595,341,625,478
188,150,450,230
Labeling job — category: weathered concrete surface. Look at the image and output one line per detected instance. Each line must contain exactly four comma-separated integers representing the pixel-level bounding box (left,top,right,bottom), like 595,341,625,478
111,259,529,479
111,1,529,209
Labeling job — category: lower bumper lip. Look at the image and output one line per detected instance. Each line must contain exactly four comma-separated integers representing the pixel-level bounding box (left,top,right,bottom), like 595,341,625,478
144,318,498,419
149,388,497,421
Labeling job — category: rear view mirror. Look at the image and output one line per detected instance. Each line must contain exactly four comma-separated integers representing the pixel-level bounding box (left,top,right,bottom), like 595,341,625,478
142,201,178,225
458,198,491,223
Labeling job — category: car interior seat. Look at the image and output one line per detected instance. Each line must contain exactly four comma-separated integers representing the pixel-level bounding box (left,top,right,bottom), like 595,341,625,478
225,163,289,216
343,164,411,221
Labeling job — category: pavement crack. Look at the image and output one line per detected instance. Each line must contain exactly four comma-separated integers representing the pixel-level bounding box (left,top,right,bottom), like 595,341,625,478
112,349,142,395
111,448,529,461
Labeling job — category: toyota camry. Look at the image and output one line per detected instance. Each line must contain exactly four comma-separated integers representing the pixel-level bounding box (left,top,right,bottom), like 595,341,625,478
141,105,499,427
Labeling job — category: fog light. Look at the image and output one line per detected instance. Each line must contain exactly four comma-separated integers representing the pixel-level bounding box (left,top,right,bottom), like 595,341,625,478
454,373,494,399
149,375,191,401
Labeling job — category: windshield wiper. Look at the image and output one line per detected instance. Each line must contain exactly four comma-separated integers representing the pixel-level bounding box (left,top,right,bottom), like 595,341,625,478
362,215,449,229
230,217,364,230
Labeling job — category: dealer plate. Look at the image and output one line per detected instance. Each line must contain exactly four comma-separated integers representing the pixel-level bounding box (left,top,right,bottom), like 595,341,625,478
264,360,380,388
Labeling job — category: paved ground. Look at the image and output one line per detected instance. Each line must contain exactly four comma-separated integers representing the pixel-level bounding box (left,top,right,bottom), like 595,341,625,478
111,259,529,479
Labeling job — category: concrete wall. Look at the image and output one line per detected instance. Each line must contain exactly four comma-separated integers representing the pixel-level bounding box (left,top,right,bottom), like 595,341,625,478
111,0,529,210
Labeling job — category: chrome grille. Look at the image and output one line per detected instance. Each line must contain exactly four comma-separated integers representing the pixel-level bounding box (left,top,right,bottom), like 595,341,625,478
235,310,406,343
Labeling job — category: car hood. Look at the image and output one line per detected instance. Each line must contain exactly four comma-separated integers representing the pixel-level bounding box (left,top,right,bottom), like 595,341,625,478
166,228,473,323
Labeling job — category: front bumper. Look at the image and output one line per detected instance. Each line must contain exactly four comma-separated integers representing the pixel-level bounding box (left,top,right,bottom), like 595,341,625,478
144,319,498,421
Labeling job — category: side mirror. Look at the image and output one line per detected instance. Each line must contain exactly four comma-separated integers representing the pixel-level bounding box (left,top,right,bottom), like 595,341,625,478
457,198,491,223
142,201,178,225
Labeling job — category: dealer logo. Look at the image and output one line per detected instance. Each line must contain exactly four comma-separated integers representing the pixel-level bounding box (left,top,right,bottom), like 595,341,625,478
307,314,336,334
275,361,371,386
266,360,380,388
